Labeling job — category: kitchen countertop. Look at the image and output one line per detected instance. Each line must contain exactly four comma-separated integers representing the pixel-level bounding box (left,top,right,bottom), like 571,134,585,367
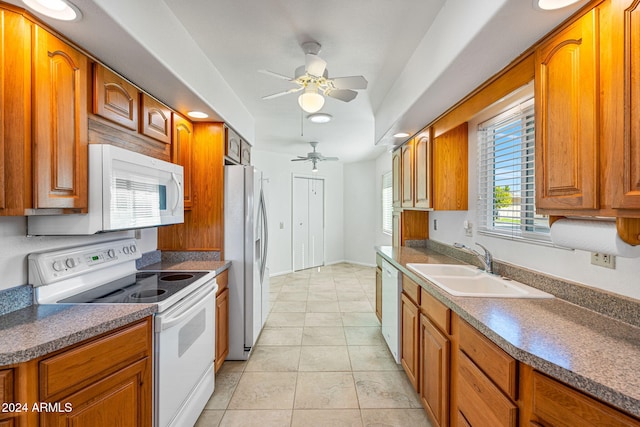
377,245,640,418
0,303,156,366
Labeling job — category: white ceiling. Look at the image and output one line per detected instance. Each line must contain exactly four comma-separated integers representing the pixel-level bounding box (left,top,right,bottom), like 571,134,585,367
8,0,587,163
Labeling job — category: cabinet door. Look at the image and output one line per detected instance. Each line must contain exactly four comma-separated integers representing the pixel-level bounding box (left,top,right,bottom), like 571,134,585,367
401,140,414,208
240,139,252,165
420,314,449,427
215,287,229,373
173,113,194,210
0,9,31,216
375,267,382,322
392,210,401,247
33,26,88,210
612,0,640,209
414,131,432,209
41,358,151,427
535,10,598,211
392,149,402,208
226,126,241,163
401,293,419,391
140,93,172,144
93,64,139,130
433,123,468,210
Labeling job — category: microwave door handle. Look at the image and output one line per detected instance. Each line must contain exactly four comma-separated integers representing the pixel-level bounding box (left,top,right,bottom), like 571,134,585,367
171,172,182,214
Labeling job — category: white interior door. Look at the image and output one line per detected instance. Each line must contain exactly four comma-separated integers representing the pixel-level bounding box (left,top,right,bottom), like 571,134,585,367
293,176,324,271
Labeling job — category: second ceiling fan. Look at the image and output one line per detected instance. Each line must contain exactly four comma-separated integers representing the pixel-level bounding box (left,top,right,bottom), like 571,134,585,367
260,41,368,113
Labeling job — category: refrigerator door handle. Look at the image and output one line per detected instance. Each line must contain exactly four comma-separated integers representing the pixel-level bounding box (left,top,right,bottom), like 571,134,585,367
259,187,268,284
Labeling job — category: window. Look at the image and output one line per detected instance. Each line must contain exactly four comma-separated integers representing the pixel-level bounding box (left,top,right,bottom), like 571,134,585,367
478,98,549,241
382,171,392,235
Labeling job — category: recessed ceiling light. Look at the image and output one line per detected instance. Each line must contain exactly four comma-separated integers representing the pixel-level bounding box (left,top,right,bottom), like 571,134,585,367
187,111,209,119
393,132,410,138
534,0,582,10
23,0,82,21
307,113,332,124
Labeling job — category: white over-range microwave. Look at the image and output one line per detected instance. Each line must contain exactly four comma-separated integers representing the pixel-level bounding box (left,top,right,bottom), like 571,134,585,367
28,144,184,235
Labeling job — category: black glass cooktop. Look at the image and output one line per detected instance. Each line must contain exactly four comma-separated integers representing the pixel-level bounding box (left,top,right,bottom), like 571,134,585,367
58,271,209,304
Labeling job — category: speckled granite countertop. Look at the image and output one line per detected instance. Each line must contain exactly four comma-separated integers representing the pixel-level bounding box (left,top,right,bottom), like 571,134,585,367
377,245,640,418
141,260,230,275
0,304,156,366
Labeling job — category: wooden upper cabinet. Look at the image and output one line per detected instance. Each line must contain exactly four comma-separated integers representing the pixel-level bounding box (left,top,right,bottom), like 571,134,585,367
0,8,31,216
535,9,599,211
140,93,172,145
225,126,241,163
33,26,88,211
433,122,468,210
173,113,193,210
93,64,139,130
392,148,401,208
240,139,251,165
401,139,414,208
611,0,640,210
414,130,432,209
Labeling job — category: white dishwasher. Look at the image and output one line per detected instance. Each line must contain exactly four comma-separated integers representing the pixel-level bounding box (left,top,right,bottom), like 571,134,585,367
381,259,402,363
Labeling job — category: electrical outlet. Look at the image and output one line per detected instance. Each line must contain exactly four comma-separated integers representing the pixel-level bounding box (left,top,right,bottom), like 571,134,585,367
591,252,616,269
433,219,438,231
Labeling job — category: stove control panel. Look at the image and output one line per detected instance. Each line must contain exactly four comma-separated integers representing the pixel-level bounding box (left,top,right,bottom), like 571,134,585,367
29,239,140,286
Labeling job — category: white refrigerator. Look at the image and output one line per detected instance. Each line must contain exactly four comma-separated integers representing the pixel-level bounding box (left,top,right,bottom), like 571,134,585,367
224,165,269,360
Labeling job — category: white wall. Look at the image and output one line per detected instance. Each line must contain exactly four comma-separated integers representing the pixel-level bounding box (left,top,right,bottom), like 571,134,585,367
344,161,377,266
0,217,158,292
429,110,640,301
252,150,344,276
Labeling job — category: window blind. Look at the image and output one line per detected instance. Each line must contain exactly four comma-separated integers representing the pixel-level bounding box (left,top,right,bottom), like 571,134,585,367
477,98,549,241
382,171,393,235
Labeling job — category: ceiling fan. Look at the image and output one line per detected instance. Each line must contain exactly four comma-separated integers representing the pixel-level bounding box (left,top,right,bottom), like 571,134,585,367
260,41,368,113
291,141,339,172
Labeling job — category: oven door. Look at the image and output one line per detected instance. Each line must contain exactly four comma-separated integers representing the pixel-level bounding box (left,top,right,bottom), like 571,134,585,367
155,280,217,427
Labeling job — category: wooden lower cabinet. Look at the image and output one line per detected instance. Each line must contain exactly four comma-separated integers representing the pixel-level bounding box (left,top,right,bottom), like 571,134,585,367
215,270,230,373
401,292,420,391
420,313,449,427
375,266,382,322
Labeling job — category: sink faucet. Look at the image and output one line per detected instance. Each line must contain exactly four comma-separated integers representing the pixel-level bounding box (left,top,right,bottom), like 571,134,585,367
454,243,494,274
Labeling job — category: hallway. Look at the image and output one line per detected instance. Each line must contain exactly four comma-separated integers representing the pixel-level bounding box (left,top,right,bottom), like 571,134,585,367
195,263,431,426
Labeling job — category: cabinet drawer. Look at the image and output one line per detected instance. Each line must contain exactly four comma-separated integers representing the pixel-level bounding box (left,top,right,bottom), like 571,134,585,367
531,371,640,426
459,319,517,399
420,288,450,334
402,275,421,305
40,319,151,400
457,351,517,427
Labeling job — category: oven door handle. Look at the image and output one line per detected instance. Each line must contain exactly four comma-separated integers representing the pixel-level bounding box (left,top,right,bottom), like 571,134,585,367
157,281,217,332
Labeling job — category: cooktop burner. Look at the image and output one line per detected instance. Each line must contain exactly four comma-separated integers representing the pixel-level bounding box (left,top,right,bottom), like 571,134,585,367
58,271,209,304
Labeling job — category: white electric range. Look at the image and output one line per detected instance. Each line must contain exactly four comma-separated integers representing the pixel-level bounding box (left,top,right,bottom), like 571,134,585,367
29,238,217,427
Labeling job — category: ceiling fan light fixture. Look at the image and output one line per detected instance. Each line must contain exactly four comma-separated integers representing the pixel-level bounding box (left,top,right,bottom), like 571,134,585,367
308,113,332,124
23,0,82,21
298,84,325,113
312,161,319,173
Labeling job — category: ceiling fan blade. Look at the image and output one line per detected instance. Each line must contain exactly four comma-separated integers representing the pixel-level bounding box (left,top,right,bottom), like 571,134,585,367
326,89,358,102
331,76,368,90
305,54,327,77
291,158,309,162
259,69,294,81
262,86,303,100
321,157,339,161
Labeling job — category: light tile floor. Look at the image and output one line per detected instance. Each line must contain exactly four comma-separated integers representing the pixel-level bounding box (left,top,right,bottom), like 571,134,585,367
195,263,432,427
